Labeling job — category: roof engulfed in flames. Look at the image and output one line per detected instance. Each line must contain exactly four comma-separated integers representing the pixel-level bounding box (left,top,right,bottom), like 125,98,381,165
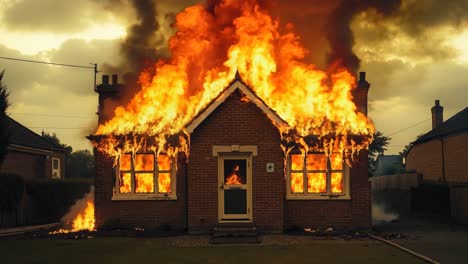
92,1,374,163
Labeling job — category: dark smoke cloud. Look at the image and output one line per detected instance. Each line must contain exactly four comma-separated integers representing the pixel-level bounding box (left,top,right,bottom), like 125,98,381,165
121,0,159,73
396,0,468,35
325,0,402,72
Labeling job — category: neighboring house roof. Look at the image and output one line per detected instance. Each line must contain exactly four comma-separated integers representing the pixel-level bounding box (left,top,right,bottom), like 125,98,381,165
185,77,289,133
6,116,65,152
374,155,403,176
376,155,402,164
414,107,468,145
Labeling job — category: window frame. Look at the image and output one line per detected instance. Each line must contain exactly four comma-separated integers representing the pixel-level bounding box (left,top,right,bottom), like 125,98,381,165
112,152,177,201
51,157,61,179
286,152,350,200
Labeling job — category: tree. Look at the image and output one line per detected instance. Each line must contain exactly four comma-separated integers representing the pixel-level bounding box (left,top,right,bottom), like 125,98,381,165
67,149,95,178
0,70,10,167
41,132,72,154
399,133,425,157
368,131,391,173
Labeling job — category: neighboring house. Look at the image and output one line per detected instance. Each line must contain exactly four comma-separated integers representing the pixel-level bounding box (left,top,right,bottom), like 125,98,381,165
406,101,468,183
0,116,67,180
92,73,371,233
406,101,468,224
374,155,404,176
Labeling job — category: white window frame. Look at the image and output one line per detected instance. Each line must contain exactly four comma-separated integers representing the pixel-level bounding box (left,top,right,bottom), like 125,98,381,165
112,153,177,200
51,157,61,179
286,153,350,200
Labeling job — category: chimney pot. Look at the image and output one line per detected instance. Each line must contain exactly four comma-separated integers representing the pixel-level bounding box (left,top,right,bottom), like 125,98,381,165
112,74,118,85
359,72,366,82
102,75,109,85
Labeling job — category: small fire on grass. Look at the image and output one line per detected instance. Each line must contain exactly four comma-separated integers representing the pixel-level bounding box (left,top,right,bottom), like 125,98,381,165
49,187,95,234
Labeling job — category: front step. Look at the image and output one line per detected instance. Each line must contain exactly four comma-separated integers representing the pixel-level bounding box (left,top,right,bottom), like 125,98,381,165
210,223,260,244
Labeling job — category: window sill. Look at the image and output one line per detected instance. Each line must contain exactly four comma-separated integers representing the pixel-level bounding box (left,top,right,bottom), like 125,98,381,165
286,194,351,200
112,194,177,201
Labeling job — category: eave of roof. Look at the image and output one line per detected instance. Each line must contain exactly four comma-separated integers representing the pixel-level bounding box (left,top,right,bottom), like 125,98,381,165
6,116,68,152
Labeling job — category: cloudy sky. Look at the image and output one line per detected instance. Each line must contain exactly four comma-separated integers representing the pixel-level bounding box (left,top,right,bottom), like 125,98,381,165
1,0,467,154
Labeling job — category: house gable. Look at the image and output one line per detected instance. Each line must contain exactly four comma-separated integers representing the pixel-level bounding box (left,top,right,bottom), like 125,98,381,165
187,84,285,232
185,79,288,134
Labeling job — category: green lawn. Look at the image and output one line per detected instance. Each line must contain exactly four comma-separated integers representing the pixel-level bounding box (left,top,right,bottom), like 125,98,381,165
0,237,425,264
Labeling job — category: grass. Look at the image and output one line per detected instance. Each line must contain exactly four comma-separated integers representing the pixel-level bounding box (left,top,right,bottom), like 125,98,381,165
0,237,425,264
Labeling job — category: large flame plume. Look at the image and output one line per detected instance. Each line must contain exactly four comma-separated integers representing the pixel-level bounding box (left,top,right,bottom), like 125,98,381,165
93,0,374,163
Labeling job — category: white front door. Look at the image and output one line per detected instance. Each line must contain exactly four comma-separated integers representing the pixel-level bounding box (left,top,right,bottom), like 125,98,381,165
218,154,252,222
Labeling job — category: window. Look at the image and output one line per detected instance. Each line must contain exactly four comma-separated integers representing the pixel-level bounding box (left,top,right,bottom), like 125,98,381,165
287,153,349,199
114,153,176,200
52,158,61,179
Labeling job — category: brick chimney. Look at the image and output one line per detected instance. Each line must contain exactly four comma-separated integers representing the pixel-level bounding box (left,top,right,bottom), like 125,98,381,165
95,74,122,124
352,72,370,116
431,100,443,129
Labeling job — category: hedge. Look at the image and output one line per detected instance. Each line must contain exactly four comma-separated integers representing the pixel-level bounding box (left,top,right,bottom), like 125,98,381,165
0,173,25,212
25,178,92,224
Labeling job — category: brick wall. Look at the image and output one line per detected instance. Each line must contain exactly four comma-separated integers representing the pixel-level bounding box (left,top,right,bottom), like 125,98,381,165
406,140,443,182
188,90,284,233
93,151,186,229
285,151,371,229
0,149,46,180
406,132,468,183
444,132,468,183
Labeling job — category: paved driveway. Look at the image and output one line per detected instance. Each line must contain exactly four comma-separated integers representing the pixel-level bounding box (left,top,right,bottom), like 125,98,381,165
374,215,468,263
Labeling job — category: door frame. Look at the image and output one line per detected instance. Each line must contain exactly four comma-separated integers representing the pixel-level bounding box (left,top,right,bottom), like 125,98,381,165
217,153,253,223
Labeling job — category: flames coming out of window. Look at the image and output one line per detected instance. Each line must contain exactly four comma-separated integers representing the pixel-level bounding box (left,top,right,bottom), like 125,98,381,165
118,153,172,194
290,153,344,195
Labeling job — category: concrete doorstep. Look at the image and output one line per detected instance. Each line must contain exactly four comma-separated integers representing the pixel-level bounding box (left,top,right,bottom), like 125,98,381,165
0,223,60,237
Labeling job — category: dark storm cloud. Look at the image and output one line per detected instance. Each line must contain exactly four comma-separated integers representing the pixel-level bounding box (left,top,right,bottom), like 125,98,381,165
366,60,468,105
354,0,468,106
43,39,121,96
1,0,115,33
396,0,468,35
0,45,46,95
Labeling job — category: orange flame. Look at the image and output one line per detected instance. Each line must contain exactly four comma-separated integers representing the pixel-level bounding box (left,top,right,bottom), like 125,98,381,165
92,1,374,168
226,165,243,185
71,201,95,231
49,190,95,234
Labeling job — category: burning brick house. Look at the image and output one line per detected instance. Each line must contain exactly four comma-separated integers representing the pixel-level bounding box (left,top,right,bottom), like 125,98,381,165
90,72,372,233
88,2,375,233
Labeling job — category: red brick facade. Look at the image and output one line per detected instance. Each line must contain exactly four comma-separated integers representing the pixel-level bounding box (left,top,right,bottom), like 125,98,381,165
285,151,371,229
94,151,187,229
188,90,285,233
94,83,371,232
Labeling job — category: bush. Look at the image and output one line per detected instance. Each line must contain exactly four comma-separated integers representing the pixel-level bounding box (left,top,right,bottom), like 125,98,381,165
25,178,92,224
0,173,24,212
